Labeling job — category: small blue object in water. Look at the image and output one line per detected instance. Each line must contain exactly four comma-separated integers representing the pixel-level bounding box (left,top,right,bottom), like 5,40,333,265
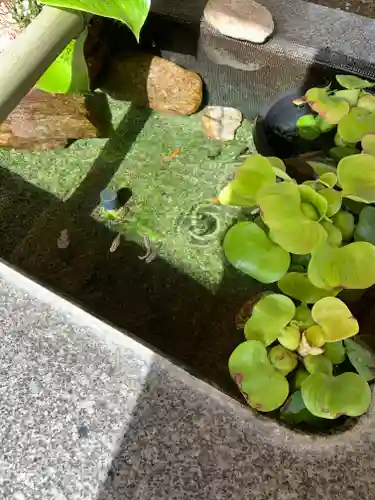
100,188,118,211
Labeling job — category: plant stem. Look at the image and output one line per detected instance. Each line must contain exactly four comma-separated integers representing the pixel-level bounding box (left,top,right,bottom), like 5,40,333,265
0,6,89,123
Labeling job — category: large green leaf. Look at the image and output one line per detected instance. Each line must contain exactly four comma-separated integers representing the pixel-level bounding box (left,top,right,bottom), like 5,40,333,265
354,206,375,244
36,30,89,93
244,293,296,346
311,297,359,342
278,272,338,304
362,134,375,156
338,154,375,203
278,323,301,351
337,108,375,143
304,354,333,375
40,0,150,39
333,89,360,106
257,182,327,255
223,222,290,283
228,340,289,412
344,339,375,381
218,154,276,207
268,345,298,375
308,241,375,289
305,87,350,124
336,74,375,90
301,372,371,419
358,94,375,112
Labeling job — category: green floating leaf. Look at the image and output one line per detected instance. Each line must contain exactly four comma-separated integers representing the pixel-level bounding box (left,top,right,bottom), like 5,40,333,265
336,74,375,90
294,368,310,390
268,345,298,375
36,30,89,93
315,115,335,133
278,323,301,351
244,294,296,346
305,324,326,347
355,206,375,244
223,222,290,283
257,182,327,255
361,134,375,156
305,87,350,124
296,115,320,140
319,172,337,188
319,188,342,217
329,146,359,162
268,157,292,180
320,221,342,247
302,372,371,419
324,341,346,364
308,241,375,289
299,185,328,220
334,132,351,147
338,154,375,203
304,354,333,375
344,338,375,381
218,154,276,207
311,297,359,342
337,107,375,143
332,210,355,241
294,304,314,329
358,93,375,112
280,390,320,425
228,340,289,412
333,89,360,106
278,272,338,304
308,161,337,176
40,0,150,40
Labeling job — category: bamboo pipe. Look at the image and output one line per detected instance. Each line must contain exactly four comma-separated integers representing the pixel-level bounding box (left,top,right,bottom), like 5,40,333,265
0,6,88,123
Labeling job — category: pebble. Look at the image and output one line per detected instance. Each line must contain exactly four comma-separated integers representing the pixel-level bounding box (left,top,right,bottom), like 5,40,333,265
201,106,243,141
204,0,274,44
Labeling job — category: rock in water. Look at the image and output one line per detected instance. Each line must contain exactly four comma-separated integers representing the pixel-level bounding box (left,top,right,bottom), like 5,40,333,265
204,0,274,44
0,89,112,150
102,53,203,115
201,107,243,141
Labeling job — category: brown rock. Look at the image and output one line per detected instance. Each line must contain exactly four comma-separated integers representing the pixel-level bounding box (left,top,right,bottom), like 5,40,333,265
204,0,274,44
0,89,112,150
102,53,203,115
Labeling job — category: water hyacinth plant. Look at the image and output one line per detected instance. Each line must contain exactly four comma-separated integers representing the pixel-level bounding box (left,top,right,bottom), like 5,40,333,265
219,95,375,425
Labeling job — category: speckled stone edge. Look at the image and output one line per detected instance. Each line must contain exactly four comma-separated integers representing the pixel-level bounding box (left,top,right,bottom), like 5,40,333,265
1,258,375,454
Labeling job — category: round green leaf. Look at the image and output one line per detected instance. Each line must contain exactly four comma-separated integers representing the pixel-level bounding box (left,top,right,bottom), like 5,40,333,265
306,87,350,124
308,241,375,289
338,154,375,203
304,354,333,375
305,324,326,347
297,115,320,140
320,221,342,247
301,372,371,419
311,297,359,342
336,74,375,90
362,134,375,156
278,324,301,351
223,222,290,283
319,172,337,188
228,340,289,412
324,341,345,364
258,182,328,255
337,108,375,144
268,345,298,375
244,294,296,346
333,89,360,106
218,154,276,207
354,206,375,244
332,210,355,241
319,188,342,217
344,338,375,381
315,115,335,133
299,185,328,219
278,272,338,304
358,94,375,112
